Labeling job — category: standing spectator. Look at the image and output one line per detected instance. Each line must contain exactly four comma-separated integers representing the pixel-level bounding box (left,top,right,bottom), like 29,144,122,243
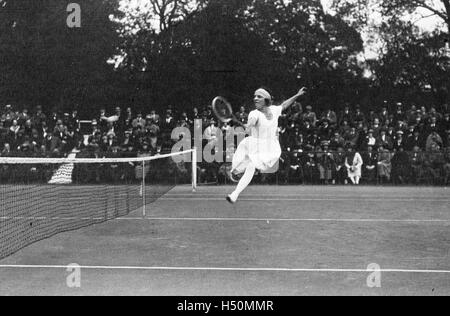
440,113,450,134
423,145,445,185
319,142,335,184
362,145,378,184
391,147,411,184
444,129,450,148
333,146,347,184
302,105,317,127
377,145,392,183
303,152,319,184
444,148,450,185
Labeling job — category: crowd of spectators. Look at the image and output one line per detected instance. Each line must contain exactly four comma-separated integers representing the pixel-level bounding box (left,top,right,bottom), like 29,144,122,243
1,100,449,185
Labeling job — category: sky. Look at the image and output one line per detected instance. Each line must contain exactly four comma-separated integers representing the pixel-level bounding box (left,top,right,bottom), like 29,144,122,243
320,0,446,60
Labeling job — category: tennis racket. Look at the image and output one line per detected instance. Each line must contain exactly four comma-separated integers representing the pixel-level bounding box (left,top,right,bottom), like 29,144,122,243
212,96,245,127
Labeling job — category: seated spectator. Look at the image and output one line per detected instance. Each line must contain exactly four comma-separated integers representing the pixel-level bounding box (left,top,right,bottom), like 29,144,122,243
305,131,320,151
379,104,389,124
343,127,359,148
339,105,353,126
371,118,381,138
393,102,406,123
362,129,377,151
345,145,363,185
323,109,338,127
301,120,315,136
318,119,333,141
354,105,366,126
338,119,351,136
235,106,249,125
426,132,443,152
376,129,393,150
393,130,406,151
204,119,219,144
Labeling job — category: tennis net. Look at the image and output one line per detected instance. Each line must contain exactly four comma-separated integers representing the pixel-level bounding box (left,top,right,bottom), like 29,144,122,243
0,149,197,260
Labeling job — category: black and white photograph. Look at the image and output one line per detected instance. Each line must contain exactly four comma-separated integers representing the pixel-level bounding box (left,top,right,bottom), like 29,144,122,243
0,0,449,298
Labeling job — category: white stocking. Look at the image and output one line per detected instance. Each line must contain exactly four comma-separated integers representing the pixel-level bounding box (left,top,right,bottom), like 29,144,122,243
230,163,256,201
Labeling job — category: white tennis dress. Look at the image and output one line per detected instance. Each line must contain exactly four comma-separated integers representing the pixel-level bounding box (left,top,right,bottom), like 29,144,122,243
232,106,282,174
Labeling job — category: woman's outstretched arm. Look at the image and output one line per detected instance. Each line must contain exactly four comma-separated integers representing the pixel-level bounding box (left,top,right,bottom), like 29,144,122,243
281,87,307,112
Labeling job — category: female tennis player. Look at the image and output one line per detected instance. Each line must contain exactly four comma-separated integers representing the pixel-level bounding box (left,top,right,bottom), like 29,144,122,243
226,87,307,204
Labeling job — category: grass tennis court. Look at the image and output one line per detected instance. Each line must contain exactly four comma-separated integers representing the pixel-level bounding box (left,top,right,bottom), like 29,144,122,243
0,185,449,296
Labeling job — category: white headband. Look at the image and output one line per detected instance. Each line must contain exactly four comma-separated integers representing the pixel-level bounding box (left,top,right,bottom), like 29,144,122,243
255,88,271,100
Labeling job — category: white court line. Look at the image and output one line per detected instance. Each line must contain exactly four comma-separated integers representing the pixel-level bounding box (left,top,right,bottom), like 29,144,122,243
1,265,450,274
159,197,450,202
120,217,450,223
2,216,450,223
164,193,450,198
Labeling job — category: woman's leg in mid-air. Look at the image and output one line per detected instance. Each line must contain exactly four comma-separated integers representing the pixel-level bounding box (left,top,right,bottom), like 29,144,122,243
227,163,256,203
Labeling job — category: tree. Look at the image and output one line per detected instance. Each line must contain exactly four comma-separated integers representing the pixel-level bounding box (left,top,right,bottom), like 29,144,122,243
0,0,122,115
331,0,450,106
369,20,450,106
117,0,367,111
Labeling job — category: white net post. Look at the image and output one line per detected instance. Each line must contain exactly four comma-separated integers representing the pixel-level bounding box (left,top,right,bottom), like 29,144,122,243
142,160,146,218
192,147,197,192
